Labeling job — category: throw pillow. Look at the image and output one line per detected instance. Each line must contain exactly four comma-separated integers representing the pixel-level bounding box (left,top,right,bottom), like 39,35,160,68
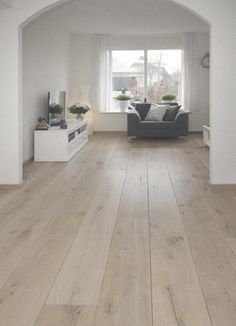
135,103,151,120
145,104,168,121
163,105,181,121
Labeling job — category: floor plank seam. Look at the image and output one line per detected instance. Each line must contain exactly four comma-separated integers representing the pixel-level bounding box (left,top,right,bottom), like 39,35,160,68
31,221,83,326
90,140,130,325
146,153,154,326
165,153,214,326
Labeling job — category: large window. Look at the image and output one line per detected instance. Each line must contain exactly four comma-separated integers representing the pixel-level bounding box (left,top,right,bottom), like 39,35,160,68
111,49,182,111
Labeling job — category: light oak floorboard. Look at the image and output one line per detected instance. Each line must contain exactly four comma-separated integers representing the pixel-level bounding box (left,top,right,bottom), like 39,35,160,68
172,146,236,240
165,145,236,326
93,149,152,326
147,148,212,326
34,305,97,326
1,134,236,326
0,209,83,326
0,135,119,290
47,170,126,305
0,135,121,326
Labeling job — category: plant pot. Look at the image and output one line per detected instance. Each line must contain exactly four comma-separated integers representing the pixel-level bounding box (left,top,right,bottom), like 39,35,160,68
118,100,129,111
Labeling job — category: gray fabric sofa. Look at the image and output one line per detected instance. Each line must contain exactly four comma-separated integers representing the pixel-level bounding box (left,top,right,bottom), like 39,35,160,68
127,104,189,138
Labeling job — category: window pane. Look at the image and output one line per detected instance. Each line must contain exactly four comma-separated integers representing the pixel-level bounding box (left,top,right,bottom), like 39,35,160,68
112,50,144,110
147,50,182,104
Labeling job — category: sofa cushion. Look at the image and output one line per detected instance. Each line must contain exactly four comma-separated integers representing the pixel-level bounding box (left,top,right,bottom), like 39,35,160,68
163,105,181,121
141,121,178,129
134,103,151,120
145,104,168,121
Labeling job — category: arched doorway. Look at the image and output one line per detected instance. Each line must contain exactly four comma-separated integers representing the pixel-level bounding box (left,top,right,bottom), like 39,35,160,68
20,0,211,181
0,0,236,184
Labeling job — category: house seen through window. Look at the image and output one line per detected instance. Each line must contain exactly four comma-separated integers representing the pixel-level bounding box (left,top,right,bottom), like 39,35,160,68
111,49,182,111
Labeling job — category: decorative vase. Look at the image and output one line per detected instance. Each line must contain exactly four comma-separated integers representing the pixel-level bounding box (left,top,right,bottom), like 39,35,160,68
118,100,129,112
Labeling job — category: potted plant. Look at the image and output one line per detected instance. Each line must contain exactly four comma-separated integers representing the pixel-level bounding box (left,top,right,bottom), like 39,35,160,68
161,94,177,103
68,103,90,120
115,94,133,111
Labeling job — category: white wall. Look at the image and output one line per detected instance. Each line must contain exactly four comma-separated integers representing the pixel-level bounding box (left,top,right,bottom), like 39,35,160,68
69,35,92,105
189,32,210,131
70,33,209,132
69,34,94,134
94,112,127,132
22,14,71,161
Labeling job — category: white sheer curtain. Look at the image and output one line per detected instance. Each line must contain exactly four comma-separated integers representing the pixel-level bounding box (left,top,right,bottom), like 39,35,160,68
91,35,112,112
181,33,199,111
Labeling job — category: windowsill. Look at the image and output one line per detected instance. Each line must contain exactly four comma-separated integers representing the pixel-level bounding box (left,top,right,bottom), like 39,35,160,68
98,110,129,114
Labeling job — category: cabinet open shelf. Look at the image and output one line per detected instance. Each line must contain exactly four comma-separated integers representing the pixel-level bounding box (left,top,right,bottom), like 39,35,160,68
34,120,89,162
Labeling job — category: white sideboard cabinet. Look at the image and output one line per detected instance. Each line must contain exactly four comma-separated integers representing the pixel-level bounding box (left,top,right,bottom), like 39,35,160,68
203,125,210,147
34,120,88,162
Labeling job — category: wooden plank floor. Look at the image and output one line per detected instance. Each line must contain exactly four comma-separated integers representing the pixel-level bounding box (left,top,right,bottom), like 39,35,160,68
0,134,236,325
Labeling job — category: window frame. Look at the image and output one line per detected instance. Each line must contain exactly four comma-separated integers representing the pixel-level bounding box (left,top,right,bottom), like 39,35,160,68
109,48,183,112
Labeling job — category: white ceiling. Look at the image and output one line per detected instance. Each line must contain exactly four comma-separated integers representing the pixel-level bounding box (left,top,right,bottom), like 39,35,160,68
0,0,12,10
41,0,209,34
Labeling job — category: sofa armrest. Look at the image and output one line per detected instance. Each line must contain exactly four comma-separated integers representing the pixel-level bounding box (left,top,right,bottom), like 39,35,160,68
127,108,141,137
175,110,189,136
175,110,188,125
128,107,141,122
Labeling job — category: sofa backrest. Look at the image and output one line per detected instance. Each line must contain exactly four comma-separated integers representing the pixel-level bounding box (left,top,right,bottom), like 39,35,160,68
158,102,179,106
130,102,183,121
